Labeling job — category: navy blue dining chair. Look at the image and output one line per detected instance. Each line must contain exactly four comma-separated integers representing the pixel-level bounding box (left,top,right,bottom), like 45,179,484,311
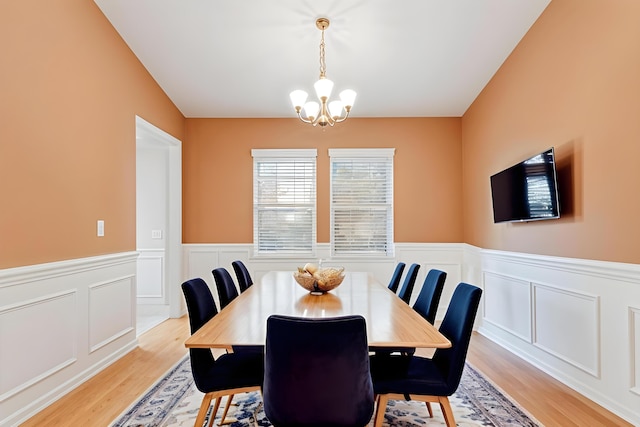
212,267,239,309
232,260,253,293
373,268,448,360
213,266,264,355
397,263,420,304
413,268,447,324
369,282,482,427
181,278,263,427
387,262,406,293
263,314,375,427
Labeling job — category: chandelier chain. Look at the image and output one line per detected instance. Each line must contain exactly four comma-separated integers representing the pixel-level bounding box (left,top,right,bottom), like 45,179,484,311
319,27,326,79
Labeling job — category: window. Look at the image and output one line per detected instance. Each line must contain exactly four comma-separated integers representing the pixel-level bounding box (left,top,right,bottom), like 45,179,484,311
329,148,395,257
252,149,317,256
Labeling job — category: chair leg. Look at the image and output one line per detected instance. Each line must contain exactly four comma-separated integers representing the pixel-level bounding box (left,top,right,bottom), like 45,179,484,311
206,396,223,427
195,393,214,427
218,394,236,425
438,396,456,427
425,401,433,417
373,394,389,427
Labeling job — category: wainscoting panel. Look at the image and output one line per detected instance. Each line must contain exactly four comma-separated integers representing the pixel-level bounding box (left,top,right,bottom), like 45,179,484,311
89,276,135,353
632,306,640,396
482,272,531,342
0,252,138,427
136,249,164,302
474,248,640,425
219,250,251,273
533,283,600,377
0,290,77,402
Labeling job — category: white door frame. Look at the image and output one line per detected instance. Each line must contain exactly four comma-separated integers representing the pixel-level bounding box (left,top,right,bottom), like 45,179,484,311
135,116,184,318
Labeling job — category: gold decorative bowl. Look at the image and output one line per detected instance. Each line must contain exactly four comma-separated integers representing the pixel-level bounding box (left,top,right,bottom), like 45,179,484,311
293,267,345,294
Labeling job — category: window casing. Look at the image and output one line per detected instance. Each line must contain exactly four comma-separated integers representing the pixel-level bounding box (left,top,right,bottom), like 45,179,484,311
329,148,395,257
252,149,317,256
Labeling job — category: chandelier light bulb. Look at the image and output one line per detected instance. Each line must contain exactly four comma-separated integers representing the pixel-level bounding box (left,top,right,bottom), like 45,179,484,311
303,101,320,120
290,18,356,127
290,90,309,111
328,100,344,118
314,78,334,101
339,89,357,110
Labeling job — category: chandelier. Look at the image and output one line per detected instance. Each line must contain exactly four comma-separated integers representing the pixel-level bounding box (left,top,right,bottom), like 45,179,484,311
290,18,356,127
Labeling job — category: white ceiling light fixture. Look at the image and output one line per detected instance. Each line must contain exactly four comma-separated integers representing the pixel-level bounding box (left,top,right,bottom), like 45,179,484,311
290,18,356,127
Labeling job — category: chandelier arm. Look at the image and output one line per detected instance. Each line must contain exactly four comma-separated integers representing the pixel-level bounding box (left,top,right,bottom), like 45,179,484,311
296,113,314,125
310,114,321,126
332,110,350,124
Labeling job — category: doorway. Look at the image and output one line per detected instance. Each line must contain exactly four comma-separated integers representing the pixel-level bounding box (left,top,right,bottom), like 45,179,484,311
135,116,183,335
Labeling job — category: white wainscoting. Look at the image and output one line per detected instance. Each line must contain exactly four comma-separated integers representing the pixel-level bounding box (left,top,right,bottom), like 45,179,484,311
88,276,135,353
483,272,532,342
475,248,640,425
0,252,138,427
533,283,600,377
0,290,77,403
632,306,640,397
5,244,640,425
136,248,165,304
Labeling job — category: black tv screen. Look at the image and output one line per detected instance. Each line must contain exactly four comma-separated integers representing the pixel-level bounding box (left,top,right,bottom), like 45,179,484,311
490,148,560,223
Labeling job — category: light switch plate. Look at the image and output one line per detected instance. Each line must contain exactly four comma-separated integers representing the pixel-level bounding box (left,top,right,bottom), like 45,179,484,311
151,229,163,239
97,220,105,237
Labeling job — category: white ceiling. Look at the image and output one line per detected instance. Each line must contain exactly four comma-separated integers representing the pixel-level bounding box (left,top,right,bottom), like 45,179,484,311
94,0,551,119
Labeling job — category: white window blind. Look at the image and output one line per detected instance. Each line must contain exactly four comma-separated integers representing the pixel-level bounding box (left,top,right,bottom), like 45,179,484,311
252,149,317,256
329,148,395,257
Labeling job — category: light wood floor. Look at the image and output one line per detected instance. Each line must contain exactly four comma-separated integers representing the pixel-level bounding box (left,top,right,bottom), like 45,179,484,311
22,315,632,426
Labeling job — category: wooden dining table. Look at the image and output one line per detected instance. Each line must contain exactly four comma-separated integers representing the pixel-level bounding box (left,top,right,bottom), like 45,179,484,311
184,270,451,350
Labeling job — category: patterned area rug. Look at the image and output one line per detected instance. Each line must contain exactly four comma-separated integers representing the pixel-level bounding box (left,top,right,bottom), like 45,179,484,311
111,356,542,427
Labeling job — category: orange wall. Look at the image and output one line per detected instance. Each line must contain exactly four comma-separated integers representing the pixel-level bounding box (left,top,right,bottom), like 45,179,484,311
462,0,640,264
0,1,184,269
6,0,637,270
183,118,463,244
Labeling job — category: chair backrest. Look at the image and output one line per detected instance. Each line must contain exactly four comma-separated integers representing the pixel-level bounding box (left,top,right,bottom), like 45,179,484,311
212,267,239,309
432,282,482,395
413,269,447,324
263,315,375,427
181,278,218,392
232,260,253,293
181,278,218,334
397,263,420,304
387,262,406,293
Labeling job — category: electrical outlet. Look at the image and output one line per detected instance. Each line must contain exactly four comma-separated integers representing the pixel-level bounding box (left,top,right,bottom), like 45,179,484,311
97,220,105,237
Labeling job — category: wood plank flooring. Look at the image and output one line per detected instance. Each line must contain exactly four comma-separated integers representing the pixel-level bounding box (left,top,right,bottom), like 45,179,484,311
22,316,632,426
466,333,632,427
20,317,191,427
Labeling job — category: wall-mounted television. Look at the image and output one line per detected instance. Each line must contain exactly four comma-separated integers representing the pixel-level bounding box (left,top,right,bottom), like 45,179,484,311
490,147,560,223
